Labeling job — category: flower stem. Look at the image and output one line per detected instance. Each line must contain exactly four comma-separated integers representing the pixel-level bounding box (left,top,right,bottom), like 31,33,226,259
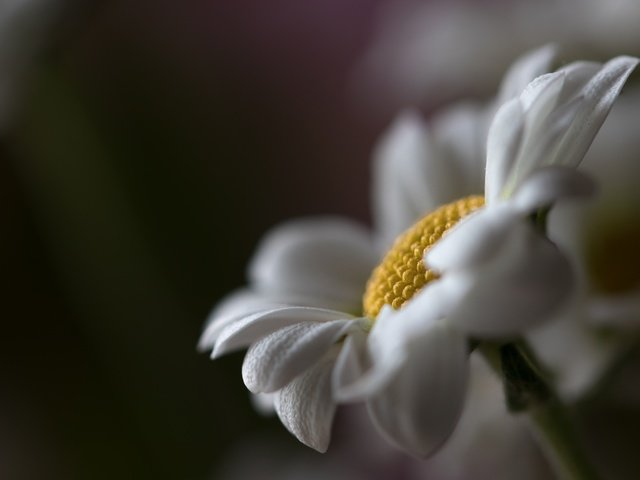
529,400,599,480
479,341,600,480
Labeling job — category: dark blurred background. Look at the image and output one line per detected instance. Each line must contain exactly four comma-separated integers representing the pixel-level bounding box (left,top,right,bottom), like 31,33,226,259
10,1,640,478
2,1,388,478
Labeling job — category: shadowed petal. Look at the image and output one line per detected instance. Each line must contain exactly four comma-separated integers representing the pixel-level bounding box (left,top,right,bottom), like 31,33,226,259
367,321,469,458
485,98,524,202
431,103,487,200
331,327,373,402
501,71,566,196
496,44,556,106
426,206,520,272
448,221,574,337
212,307,351,358
199,289,329,351
336,280,468,402
249,218,377,309
552,56,638,169
512,166,595,213
528,312,619,401
373,110,449,246
275,349,339,453
242,319,357,393
555,61,601,105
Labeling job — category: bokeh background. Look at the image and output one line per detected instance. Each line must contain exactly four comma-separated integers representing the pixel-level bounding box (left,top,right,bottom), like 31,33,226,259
5,1,640,479
2,1,386,479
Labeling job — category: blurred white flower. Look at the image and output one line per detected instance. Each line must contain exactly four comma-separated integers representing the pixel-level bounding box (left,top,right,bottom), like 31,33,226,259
357,0,640,108
529,88,640,400
199,48,637,457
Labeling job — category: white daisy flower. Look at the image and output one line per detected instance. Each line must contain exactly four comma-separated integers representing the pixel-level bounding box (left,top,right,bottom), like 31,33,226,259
198,218,379,452
529,88,640,401
356,0,640,107
199,49,637,456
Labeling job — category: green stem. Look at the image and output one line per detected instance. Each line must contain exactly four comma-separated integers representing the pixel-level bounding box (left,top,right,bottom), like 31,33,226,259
479,341,600,480
529,400,599,480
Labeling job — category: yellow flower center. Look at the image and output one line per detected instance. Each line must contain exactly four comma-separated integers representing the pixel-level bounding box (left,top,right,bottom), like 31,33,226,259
363,195,485,318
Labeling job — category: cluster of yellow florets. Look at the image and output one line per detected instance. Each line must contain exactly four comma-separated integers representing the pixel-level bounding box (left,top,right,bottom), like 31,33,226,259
363,195,485,318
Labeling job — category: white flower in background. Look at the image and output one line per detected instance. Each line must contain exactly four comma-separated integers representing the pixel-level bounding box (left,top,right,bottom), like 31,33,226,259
199,49,637,456
356,0,640,108
0,0,59,130
528,88,640,401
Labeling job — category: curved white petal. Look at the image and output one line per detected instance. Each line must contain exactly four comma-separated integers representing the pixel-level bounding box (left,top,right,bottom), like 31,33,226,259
519,71,564,112
372,110,433,246
373,109,473,246
485,98,525,202
500,71,566,197
448,220,574,337
431,102,487,199
496,44,556,106
528,312,620,402
512,167,596,213
250,392,277,415
212,307,351,358
552,56,638,169
331,327,374,402
199,289,331,351
555,61,601,105
366,321,469,458
504,94,583,188
249,217,377,309
274,349,338,453
242,319,357,393
336,279,469,402
426,206,521,272
332,327,404,402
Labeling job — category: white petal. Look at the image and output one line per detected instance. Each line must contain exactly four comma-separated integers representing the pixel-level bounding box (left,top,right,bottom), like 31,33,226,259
337,280,469,402
431,102,487,198
496,44,556,106
502,94,583,187
250,392,277,415
373,109,473,246
528,313,619,401
552,56,639,168
485,98,524,202
212,307,351,358
242,319,357,393
372,110,433,246
555,61,602,105
249,217,377,309
332,320,404,401
512,167,596,213
373,106,488,248
199,289,319,351
426,206,521,272
275,349,338,452
331,327,374,402
366,321,469,458
501,72,566,197
448,221,574,337
519,71,564,112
